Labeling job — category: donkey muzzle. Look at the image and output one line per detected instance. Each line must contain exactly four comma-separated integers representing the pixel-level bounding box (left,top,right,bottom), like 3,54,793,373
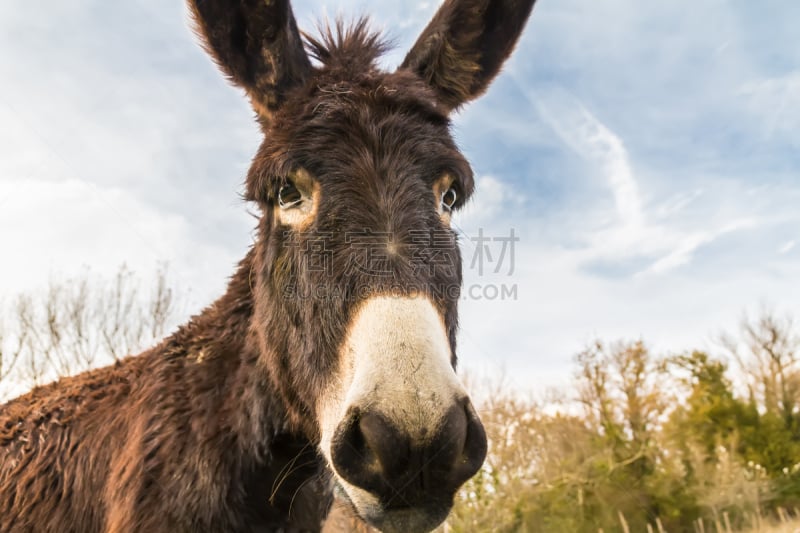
330,397,487,512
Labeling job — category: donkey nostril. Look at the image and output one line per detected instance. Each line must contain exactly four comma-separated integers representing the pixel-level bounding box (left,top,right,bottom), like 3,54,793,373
456,400,488,484
423,399,487,489
330,409,407,495
331,410,367,480
359,412,409,479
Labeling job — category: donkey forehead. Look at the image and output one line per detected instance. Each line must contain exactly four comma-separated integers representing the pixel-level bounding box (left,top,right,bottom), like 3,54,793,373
307,69,443,117
279,81,470,173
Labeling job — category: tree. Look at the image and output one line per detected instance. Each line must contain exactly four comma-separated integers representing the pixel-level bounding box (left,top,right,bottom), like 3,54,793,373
665,351,763,528
0,314,23,388
571,340,678,531
724,311,800,422
668,351,743,460
721,311,800,507
0,265,179,401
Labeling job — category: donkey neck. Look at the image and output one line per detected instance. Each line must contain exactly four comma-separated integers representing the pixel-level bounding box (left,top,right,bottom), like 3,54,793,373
170,247,299,450
163,247,332,526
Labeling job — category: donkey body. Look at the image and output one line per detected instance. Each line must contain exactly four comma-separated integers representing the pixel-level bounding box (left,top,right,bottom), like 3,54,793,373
0,1,536,532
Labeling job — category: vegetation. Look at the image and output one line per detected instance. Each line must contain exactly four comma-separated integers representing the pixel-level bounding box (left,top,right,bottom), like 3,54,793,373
444,315,800,532
2,271,800,532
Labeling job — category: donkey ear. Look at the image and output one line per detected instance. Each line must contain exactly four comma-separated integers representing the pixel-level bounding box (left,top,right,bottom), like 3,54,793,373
189,0,311,119
401,0,537,112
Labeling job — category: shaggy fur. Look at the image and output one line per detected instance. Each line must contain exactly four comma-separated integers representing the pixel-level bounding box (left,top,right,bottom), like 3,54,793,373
1,253,330,531
0,1,536,531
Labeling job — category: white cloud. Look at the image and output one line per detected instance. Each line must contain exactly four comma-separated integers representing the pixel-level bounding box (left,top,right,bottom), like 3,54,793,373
455,175,525,229
0,178,243,308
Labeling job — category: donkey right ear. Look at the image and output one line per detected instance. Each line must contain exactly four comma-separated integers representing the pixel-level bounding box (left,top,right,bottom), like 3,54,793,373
189,0,311,119
401,0,537,113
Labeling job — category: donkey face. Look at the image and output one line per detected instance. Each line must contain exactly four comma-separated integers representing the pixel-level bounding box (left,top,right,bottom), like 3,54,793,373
190,1,536,531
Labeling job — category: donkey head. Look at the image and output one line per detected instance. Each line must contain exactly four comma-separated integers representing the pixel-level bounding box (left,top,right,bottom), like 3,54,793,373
190,1,535,531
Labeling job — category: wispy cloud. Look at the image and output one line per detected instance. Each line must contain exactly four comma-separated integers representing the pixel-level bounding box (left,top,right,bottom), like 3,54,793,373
644,218,759,276
535,88,644,231
529,87,766,278
739,72,800,144
779,241,796,255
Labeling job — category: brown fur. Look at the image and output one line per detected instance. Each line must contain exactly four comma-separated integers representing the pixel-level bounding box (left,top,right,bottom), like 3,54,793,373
0,1,536,531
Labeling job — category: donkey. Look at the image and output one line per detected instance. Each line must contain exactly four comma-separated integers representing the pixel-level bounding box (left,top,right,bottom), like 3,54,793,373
0,0,536,531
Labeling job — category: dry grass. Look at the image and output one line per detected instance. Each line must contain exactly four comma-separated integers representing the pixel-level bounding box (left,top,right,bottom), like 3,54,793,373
743,520,800,533
740,509,800,533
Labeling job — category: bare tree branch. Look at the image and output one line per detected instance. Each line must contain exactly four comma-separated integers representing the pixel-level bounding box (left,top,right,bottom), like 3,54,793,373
0,265,180,400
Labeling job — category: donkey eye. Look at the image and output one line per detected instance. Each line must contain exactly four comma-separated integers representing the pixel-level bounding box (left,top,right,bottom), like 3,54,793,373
278,182,302,208
441,187,458,211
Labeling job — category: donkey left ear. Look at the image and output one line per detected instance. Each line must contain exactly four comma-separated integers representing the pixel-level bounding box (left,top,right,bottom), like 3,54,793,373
189,0,311,119
401,0,537,113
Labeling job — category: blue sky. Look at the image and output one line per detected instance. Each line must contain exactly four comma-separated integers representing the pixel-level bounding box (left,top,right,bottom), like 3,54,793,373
1,0,798,393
